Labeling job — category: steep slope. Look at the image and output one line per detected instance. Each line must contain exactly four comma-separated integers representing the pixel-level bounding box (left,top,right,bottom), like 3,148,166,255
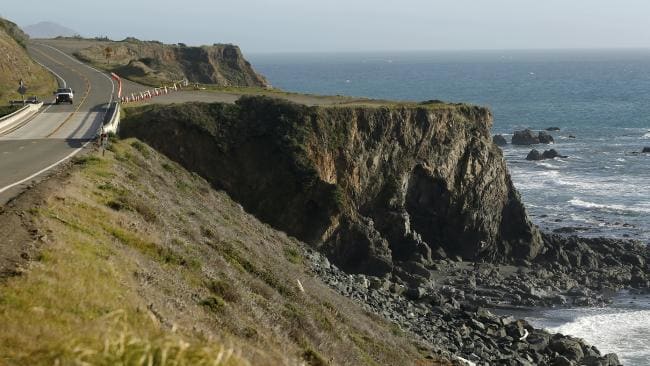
120,97,542,284
0,18,57,102
0,139,446,366
72,38,268,87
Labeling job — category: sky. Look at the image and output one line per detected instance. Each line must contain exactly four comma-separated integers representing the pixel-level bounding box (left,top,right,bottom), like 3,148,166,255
3,0,650,53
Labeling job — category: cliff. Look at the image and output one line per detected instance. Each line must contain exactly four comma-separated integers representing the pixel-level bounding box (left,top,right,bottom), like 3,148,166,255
73,38,268,87
0,18,57,102
120,97,542,284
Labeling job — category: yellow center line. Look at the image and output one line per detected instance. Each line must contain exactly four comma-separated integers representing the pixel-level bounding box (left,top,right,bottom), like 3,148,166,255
30,46,93,138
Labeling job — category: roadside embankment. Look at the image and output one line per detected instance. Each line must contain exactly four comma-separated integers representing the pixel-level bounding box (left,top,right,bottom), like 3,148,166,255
0,139,444,366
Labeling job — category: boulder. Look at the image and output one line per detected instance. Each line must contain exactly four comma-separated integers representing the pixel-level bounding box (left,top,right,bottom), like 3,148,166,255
603,353,621,366
538,131,555,144
526,149,543,161
642,147,650,153
493,134,508,146
568,135,576,139
549,338,584,362
512,129,539,145
526,331,550,351
542,149,568,159
552,355,573,366
546,127,561,131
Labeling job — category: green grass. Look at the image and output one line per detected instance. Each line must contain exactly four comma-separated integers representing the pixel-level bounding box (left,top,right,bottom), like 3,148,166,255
200,296,226,313
284,247,302,264
0,104,20,117
0,201,244,365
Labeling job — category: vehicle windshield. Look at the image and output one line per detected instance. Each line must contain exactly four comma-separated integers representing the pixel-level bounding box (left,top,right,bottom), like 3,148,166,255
57,88,72,93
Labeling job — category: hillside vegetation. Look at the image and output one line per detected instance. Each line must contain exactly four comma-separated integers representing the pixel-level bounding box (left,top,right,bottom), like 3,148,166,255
70,37,268,87
0,17,57,103
0,139,448,366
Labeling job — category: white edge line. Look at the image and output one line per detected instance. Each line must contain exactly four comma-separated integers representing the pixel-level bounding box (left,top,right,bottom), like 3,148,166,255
31,56,67,88
0,142,90,194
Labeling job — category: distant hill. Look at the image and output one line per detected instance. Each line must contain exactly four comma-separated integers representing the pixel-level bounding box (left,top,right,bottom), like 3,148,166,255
23,21,78,39
0,18,57,102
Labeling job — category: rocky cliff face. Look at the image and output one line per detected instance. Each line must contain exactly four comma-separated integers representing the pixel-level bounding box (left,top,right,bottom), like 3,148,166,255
75,39,268,87
121,97,542,280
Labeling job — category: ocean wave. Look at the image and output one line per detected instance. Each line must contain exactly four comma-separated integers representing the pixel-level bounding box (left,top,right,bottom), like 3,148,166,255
536,161,562,170
568,198,650,214
643,132,650,139
545,310,650,364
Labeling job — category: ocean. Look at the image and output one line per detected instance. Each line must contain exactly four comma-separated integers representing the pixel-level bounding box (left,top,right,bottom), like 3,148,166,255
250,49,650,365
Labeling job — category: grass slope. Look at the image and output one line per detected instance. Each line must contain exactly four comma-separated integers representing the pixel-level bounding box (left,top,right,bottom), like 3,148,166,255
0,18,57,103
0,139,448,365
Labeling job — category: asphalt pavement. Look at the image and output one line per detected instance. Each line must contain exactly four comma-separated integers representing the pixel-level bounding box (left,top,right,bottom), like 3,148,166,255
0,42,114,204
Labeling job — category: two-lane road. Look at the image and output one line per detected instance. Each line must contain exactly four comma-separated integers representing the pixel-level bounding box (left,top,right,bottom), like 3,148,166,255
0,43,114,204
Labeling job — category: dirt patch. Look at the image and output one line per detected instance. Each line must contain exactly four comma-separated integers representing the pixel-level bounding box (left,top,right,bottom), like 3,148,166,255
0,161,73,279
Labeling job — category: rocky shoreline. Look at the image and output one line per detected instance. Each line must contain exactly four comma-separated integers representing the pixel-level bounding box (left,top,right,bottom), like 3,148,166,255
302,233,648,365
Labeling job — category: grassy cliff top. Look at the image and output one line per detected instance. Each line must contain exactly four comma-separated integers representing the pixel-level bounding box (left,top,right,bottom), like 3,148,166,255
177,84,473,110
0,139,446,365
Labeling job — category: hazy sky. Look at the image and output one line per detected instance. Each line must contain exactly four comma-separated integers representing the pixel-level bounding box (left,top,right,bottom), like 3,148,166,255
3,0,650,53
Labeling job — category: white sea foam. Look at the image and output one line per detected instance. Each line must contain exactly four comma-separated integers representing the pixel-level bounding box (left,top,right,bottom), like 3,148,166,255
642,132,650,139
568,198,650,214
568,214,599,224
545,310,650,365
536,162,561,170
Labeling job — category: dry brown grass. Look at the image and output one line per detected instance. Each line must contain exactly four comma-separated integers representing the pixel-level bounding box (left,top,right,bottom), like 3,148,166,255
0,27,57,103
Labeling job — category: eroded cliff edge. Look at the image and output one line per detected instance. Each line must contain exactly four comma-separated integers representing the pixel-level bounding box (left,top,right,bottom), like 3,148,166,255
74,39,268,87
121,97,542,281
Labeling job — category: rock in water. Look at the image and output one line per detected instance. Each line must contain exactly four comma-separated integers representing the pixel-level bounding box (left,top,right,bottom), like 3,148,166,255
542,149,567,159
527,149,567,161
526,149,543,161
512,129,540,145
493,134,507,146
642,147,650,153
538,131,554,144
546,127,561,131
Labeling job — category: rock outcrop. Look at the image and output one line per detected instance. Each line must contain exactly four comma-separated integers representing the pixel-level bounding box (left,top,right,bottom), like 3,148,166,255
493,134,507,146
75,39,268,87
526,149,567,161
643,147,650,153
121,97,543,278
512,129,539,145
512,129,554,145
538,131,554,144
526,149,543,161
